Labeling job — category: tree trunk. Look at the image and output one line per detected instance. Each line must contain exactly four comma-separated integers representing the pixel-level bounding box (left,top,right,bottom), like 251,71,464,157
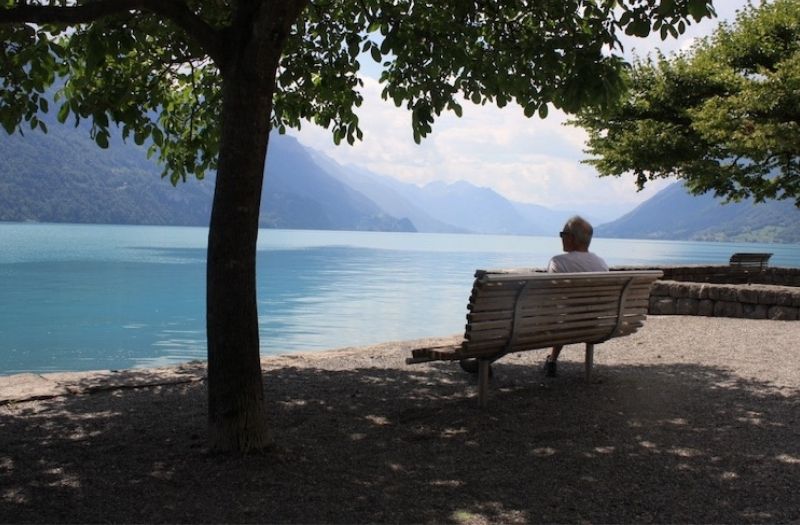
205,0,308,453
206,61,276,454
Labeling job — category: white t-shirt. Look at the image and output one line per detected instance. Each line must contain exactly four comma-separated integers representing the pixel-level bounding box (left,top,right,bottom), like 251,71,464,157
547,251,609,273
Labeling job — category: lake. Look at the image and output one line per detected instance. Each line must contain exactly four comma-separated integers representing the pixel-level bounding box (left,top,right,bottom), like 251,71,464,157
1,222,799,375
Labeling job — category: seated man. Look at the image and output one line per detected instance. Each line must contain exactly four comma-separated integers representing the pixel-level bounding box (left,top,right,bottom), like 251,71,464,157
544,215,608,377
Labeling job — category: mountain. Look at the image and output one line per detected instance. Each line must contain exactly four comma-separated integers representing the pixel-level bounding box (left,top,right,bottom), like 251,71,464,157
307,152,467,233
596,181,800,243
510,201,574,237
311,148,569,236
6,118,797,243
0,124,414,232
0,121,215,226
395,180,548,235
261,135,414,232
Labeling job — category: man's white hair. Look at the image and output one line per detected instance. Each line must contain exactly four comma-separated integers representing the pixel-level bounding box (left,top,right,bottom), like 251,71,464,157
564,215,593,248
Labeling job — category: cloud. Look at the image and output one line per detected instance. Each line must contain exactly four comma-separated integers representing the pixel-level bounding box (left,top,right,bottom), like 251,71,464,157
289,2,749,220
292,76,666,220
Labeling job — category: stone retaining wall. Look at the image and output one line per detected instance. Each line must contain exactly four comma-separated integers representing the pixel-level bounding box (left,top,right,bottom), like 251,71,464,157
648,280,800,320
609,265,800,320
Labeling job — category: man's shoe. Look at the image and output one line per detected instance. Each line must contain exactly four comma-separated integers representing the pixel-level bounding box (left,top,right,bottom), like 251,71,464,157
543,356,557,377
459,358,493,377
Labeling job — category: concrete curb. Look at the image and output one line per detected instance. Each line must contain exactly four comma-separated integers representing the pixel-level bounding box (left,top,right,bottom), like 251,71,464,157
0,361,206,405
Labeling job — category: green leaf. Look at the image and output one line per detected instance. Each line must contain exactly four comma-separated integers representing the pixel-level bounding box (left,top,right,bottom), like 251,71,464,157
370,45,381,63
152,127,164,147
1,117,15,135
538,104,548,119
95,131,109,149
626,20,651,38
523,103,535,118
687,0,710,22
657,0,676,16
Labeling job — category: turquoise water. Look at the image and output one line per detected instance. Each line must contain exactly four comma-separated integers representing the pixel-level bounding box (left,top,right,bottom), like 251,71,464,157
1,222,799,375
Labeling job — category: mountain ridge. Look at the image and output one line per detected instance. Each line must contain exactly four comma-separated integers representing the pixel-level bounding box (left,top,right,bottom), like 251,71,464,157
1,119,798,243
596,181,800,244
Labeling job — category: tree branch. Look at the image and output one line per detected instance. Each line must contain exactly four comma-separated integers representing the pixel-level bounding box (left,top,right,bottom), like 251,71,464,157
0,0,224,64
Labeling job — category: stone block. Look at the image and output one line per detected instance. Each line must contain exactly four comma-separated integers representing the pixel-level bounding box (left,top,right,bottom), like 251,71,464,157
650,297,676,315
676,297,699,315
649,281,671,297
697,299,715,316
714,301,743,318
768,306,799,320
719,286,741,302
667,282,689,298
774,289,800,307
742,303,768,319
738,286,761,304
757,288,780,305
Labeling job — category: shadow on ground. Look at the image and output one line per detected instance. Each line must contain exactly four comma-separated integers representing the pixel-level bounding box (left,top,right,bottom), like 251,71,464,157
1,359,798,523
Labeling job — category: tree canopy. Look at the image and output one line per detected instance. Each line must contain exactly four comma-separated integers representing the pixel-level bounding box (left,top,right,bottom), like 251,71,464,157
2,0,718,180
573,0,800,206
1,0,716,452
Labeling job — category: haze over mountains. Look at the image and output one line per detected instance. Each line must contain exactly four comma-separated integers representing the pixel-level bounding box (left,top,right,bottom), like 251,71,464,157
1,121,798,243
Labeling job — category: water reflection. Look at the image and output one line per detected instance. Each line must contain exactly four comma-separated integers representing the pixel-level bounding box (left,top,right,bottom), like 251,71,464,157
1,223,799,374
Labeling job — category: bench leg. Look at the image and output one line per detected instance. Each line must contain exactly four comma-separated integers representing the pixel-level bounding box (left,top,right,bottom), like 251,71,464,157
585,343,594,382
478,359,491,408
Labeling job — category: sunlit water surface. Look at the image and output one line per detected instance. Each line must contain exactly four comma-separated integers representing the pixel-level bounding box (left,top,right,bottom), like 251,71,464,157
1,223,798,374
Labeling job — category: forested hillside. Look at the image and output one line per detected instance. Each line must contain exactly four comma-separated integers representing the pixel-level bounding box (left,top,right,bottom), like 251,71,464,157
0,125,414,231
597,182,800,243
0,123,213,225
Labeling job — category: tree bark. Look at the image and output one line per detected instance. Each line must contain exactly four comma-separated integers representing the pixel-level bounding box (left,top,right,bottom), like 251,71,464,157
205,0,307,454
206,42,279,454
206,73,273,452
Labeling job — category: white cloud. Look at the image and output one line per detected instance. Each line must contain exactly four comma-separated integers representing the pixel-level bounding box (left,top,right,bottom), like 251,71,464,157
290,2,750,221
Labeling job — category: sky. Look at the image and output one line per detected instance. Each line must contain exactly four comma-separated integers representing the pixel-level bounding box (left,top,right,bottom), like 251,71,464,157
291,1,758,223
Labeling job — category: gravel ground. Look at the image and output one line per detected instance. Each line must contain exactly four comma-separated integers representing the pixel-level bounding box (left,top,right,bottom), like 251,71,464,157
1,315,799,524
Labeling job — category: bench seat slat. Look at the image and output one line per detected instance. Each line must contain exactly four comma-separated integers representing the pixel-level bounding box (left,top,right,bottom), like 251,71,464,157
461,325,642,356
465,314,648,342
473,284,652,301
469,292,648,312
465,299,650,323
469,296,650,316
471,297,619,313
474,283,627,296
466,309,649,335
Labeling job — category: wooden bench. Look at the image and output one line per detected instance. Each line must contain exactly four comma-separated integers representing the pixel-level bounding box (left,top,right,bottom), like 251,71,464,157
730,252,772,269
407,269,663,407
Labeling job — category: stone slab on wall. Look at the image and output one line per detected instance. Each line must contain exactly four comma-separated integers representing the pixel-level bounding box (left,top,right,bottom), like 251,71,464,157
612,265,800,287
